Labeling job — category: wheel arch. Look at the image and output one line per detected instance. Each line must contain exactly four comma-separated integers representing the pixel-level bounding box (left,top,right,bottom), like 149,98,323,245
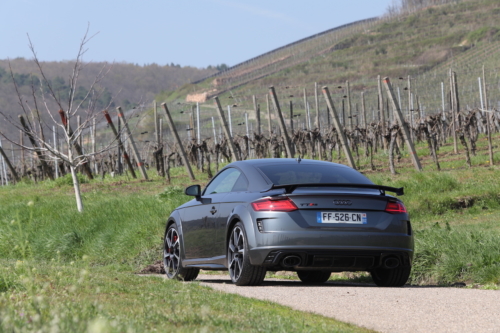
164,210,187,262
225,205,257,251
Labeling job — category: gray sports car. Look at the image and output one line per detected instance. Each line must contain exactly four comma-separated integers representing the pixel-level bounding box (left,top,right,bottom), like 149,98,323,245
163,158,413,286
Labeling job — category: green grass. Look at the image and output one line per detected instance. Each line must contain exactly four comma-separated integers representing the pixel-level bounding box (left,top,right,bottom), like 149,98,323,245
0,173,369,332
0,260,368,332
3,129,500,331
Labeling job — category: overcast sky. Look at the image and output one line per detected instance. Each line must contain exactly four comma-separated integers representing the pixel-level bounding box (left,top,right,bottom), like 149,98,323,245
2,0,394,68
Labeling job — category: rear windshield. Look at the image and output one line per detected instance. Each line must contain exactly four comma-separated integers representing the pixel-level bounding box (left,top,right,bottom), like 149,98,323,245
257,163,373,185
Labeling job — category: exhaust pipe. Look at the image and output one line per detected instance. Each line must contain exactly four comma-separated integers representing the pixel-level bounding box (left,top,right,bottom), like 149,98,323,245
281,255,301,268
383,257,400,269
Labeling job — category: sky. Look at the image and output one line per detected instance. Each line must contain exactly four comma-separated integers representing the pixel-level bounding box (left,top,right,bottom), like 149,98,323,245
2,0,394,69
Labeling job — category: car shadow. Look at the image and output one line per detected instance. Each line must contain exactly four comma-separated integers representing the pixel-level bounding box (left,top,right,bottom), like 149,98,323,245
197,276,448,288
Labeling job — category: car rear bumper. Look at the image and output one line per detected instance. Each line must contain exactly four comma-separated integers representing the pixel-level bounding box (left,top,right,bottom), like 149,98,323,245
248,242,413,271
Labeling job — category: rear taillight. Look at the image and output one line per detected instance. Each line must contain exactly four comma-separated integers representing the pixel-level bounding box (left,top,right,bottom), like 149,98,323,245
385,201,407,214
251,197,298,212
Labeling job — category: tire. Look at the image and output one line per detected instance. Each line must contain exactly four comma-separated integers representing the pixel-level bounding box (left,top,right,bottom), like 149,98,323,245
163,224,199,281
297,270,331,284
228,222,266,286
371,266,411,287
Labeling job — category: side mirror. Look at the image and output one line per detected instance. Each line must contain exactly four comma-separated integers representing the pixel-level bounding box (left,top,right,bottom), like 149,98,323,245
185,185,201,198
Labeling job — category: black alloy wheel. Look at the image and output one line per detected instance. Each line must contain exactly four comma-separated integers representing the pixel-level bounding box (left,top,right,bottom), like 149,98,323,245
228,222,266,286
163,224,199,281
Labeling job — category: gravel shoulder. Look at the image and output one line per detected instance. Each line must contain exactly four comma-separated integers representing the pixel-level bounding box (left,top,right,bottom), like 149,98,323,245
192,274,500,333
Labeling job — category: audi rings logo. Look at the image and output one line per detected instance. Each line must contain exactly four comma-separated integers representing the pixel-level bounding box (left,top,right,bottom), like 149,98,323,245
334,200,352,206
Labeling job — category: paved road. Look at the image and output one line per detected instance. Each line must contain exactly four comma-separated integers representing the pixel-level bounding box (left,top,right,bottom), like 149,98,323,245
195,274,500,333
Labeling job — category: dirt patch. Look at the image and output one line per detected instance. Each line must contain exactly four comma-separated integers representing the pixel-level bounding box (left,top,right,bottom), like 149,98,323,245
139,260,165,274
453,196,476,209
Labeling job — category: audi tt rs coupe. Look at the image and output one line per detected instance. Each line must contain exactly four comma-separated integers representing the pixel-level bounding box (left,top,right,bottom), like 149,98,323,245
163,158,413,286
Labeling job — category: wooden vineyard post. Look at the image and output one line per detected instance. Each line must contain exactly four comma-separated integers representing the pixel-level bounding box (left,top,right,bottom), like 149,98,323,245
20,130,26,176
19,115,55,180
346,81,352,131
269,86,294,158
117,115,123,175
103,110,137,179
253,95,261,136
266,94,272,136
450,70,459,154
0,143,19,183
383,77,422,172
116,107,148,180
214,96,239,162
378,75,387,151
407,75,414,143
322,86,356,170
161,103,196,180
289,101,294,133
303,88,310,131
153,100,160,146
315,83,320,131
482,65,494,165
361,91,367,129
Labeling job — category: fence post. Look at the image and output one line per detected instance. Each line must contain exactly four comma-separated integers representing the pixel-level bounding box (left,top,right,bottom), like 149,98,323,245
266,94,272,136
482,65,494,165
322,86,356,169
361,92,366,129
315,82,320,130
227,105,233,137
53,126,59,178
161,103,196,180
253,95,261,136
116,107,148,180
153,100,160,146
383,77,422,171
346,81,352,131
269,86,294,158
378,75,387,150
407,75,414,143
450,70,458,153
117,114,123,175
303,88,310,130
212,117,217,145
214,96,239,162
103,110,137,179
20,130,26,176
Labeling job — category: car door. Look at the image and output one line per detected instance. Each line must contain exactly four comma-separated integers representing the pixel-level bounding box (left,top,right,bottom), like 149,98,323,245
214,170,250,256
181,168,243,260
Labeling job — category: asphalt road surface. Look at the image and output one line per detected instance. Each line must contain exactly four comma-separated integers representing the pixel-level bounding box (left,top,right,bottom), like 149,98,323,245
195,274,500,333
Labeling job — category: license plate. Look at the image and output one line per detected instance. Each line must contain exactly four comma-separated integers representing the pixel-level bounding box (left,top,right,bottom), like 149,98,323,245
317,212,367,224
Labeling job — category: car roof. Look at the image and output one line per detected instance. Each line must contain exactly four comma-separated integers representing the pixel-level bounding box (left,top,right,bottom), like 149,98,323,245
228,158,353,171
218,159,355,192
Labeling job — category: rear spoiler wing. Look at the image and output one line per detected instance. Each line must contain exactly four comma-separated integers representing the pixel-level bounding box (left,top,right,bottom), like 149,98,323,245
262,183,404,196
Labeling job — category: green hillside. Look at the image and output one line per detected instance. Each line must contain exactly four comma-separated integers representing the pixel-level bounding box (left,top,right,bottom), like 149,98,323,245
153,0,500,141
0,59,216,139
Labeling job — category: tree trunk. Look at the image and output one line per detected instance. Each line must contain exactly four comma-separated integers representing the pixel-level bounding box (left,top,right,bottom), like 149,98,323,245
70,164,84,212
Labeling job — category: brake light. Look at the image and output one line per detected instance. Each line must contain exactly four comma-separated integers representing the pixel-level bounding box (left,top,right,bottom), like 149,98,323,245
251,197,298,212
385,201,407,214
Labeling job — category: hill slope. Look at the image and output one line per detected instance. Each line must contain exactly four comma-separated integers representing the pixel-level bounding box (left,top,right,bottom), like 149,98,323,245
0,59,216,139
157,0,500,141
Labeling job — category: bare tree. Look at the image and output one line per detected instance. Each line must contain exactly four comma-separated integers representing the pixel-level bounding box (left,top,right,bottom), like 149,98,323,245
0,26,116,212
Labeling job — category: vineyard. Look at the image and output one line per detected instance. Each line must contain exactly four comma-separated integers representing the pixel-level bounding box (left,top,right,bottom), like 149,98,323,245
1,0,500,190
0,68,499,189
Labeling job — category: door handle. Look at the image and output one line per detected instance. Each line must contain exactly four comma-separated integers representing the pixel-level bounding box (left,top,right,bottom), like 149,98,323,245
210,206,217,215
